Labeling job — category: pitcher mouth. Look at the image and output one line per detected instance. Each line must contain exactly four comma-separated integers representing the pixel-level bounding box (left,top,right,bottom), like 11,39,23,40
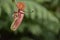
10,19,17,31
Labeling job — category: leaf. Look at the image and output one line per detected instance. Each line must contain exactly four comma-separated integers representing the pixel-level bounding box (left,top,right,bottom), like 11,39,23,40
28,24,42,35
0,20,8,29
35,0,52,3
17,22,27,32
24,1,59,24
42,31,57,40
0,21,3,29
25,2,36,20
47,22,59,34
2,2,11,16
0,7,1,16
51,0,59,7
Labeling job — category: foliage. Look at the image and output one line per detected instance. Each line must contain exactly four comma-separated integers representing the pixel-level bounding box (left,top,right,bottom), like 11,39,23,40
0,0,60,40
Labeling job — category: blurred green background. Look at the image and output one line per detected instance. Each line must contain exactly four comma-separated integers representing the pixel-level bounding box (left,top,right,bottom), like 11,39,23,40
0,0,60,40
